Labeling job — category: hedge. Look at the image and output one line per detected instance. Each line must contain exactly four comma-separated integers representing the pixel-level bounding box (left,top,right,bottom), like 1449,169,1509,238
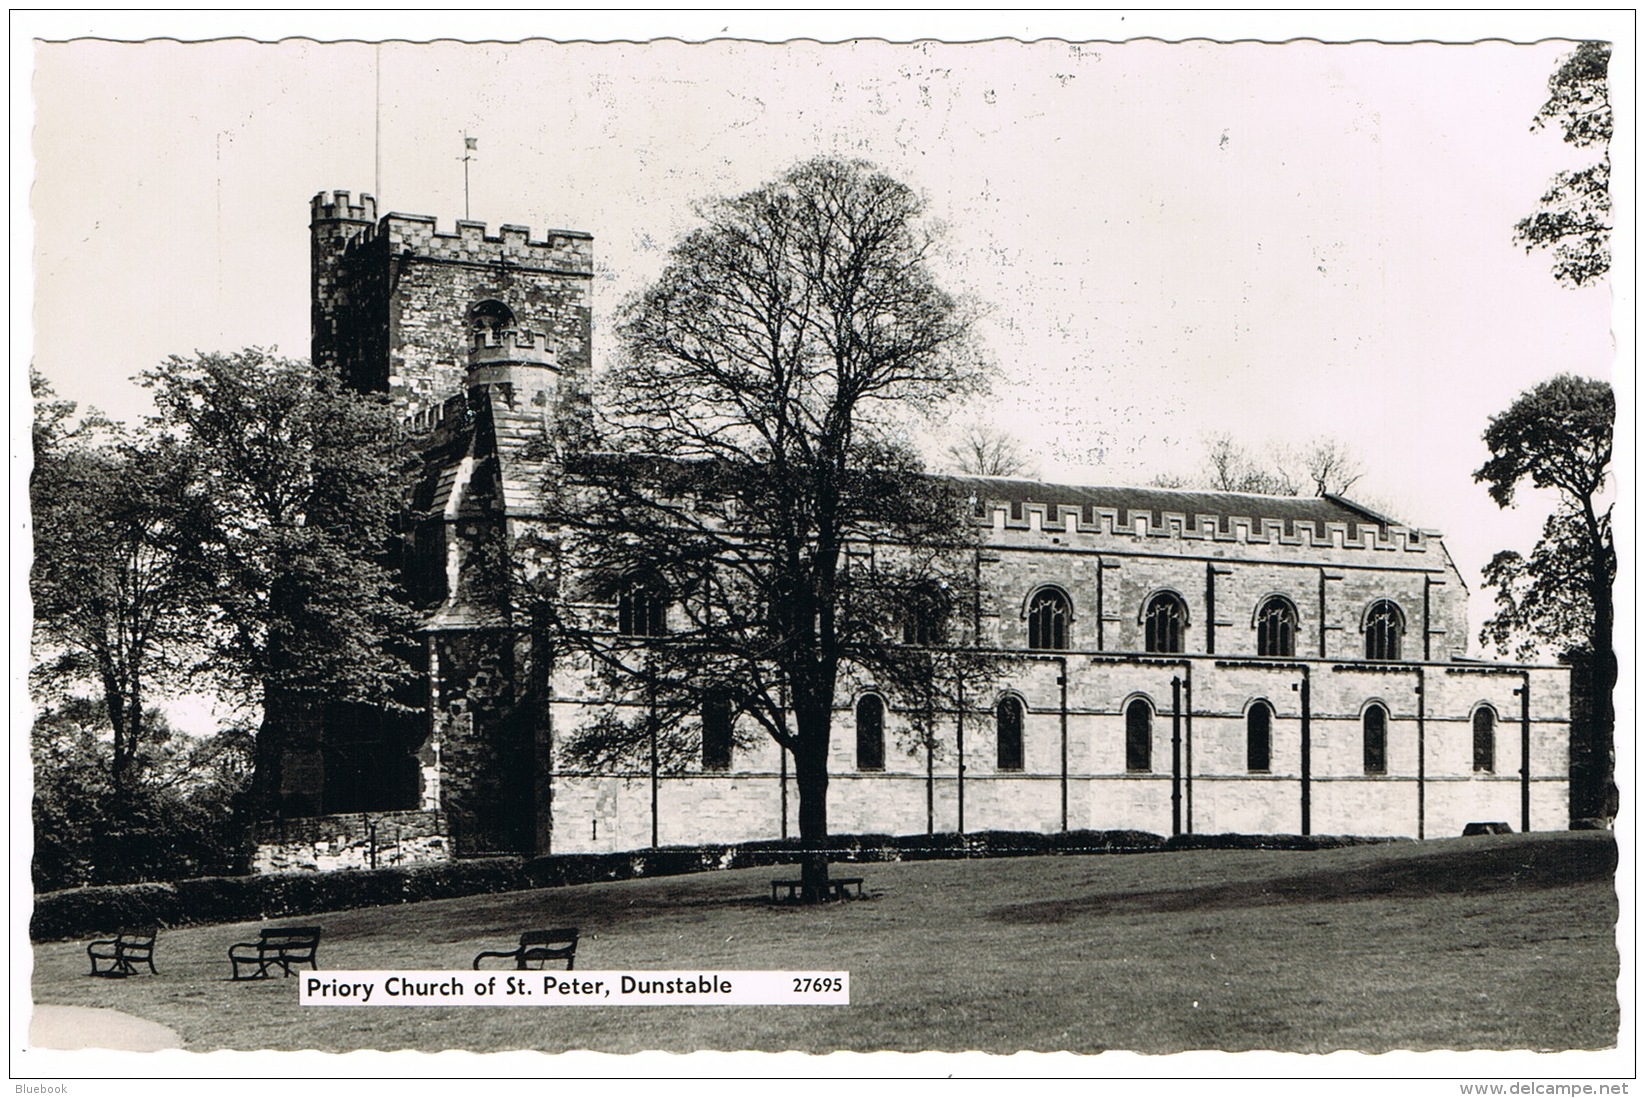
1162,833,1409,852
35,828,1406,941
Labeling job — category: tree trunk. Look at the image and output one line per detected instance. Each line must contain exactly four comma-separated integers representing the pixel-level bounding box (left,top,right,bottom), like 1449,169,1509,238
792,705,832,902
1589,560,1617,820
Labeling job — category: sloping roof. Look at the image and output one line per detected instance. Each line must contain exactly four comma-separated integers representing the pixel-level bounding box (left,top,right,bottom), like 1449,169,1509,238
412,406,1411,540
944,474,1404,538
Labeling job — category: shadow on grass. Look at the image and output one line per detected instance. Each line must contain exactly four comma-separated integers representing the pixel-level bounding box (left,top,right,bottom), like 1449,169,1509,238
990,834,1618,925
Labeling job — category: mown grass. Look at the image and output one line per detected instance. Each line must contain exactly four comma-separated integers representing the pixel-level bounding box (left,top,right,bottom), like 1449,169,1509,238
30,831,1618,1054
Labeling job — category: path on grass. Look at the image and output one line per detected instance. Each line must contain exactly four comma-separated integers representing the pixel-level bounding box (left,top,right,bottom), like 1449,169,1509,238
30,1004,181,1051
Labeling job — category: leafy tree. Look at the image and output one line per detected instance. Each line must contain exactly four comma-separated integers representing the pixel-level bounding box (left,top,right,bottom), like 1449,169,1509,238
30,373,210,797
1475,373,1615,819
141,350,418,816
1514,42,1611,287
533,158,987,898
31,698,255,890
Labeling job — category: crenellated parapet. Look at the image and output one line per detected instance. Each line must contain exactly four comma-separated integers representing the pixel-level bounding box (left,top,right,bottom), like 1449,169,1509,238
469,327,557,368
978,502,1435,555
311,189,378,225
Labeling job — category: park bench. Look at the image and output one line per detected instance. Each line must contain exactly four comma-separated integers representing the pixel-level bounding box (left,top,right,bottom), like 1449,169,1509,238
770,877,865,903
472,928,579,971
86,926,158,978
229,925,322,980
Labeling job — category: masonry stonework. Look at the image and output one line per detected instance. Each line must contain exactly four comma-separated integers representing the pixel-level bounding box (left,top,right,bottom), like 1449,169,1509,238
253,190,1577,872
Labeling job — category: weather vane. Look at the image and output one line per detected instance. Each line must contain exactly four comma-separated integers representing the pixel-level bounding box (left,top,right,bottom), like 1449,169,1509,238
460,132,477,219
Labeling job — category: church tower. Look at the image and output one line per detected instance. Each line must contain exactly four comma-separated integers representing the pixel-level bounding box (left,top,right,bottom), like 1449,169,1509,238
310,190,594,416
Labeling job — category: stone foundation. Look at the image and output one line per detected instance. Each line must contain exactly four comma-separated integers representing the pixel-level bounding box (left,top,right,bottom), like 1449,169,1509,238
253,810,450,873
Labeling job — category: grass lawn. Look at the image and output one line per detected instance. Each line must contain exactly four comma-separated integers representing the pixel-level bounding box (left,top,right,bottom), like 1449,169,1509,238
30,831,1618,1055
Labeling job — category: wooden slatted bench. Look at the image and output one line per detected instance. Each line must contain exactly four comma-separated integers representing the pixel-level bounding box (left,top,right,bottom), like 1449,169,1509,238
87,926,158,978
770,877,865,902
229,925,322,980
473,928,579,971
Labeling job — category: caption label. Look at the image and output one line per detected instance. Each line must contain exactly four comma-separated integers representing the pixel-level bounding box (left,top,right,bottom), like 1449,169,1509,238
300,970,849,1006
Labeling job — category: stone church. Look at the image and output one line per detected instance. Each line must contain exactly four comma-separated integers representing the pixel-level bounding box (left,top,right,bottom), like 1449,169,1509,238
252,191,1572,871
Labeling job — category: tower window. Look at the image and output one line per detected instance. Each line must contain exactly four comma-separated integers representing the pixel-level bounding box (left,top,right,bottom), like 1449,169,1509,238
1144,592,1188,654
616,576,668,637
1256,596,1298,658
996,696,1025,772
1364,704,1388,775
469,299,516,337
1027,588,1070,651
856,695,885,772
1473,707,1496,774
1364,600,1404,661
702,692,733,772
1247,701,1273,772
902,583,949,646
1126,698,1153,773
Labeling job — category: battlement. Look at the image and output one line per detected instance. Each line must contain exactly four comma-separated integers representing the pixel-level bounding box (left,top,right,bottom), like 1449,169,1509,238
971,493,1438,556
383,213,593,273
311,189,377,224
405,392,473,438
470,327,557,368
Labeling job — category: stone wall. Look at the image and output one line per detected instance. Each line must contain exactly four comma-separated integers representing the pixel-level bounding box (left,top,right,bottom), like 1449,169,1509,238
253,810,450,873
544,655,1571,853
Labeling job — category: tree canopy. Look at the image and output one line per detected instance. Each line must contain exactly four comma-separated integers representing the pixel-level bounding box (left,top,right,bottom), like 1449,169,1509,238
533,158,988,895
1475,373,1614,820
30,371,211,796
141,349,419,814
1514,41,1611,287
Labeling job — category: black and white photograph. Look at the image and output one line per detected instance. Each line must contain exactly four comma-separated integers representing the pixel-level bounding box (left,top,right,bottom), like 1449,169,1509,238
12,11,1632,1088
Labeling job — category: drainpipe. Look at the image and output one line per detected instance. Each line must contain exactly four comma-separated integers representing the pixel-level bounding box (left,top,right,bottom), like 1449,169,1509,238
1171,676,1183,836
924,671,935,836
1184,663,1194,835
780,744,788,840
1291,668,1313,835
1058,655,1069,833
1517,672,1532,832
1416,667,1426,840
956,674,966,838
647,665,659,850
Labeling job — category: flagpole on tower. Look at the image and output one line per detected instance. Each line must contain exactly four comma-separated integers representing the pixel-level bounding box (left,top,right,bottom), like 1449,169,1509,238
461,133,477,219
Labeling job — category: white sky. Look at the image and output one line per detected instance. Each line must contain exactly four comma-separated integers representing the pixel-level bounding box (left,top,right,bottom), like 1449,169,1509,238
8,11,1638,1086
19,16,1630,651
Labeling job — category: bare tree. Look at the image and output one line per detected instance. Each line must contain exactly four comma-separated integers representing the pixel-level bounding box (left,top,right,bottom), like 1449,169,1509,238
944,422,1036,478
1291,437,1366,497
530,158,988,899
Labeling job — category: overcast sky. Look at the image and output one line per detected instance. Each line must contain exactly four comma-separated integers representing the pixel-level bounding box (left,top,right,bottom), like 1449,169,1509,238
21,15,1627,654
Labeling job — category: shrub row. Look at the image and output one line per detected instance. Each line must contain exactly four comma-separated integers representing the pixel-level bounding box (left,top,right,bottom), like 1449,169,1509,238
36,828,1402,941
1162,833,1409,852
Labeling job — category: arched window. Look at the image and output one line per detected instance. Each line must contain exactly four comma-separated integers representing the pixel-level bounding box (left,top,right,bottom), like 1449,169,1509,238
1125,698,1153,773
1473,707,1496,774
1364,703,1388,775
1247,701,1272,772
702,692,733,772
855,695,885,772
1256,596,1298,658
1027,588,1070,651
469,299,516,336
1364,600,1404,661
996,696,1025,772
1144,592,1188,654
902,583,949,646
616,576,668,637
